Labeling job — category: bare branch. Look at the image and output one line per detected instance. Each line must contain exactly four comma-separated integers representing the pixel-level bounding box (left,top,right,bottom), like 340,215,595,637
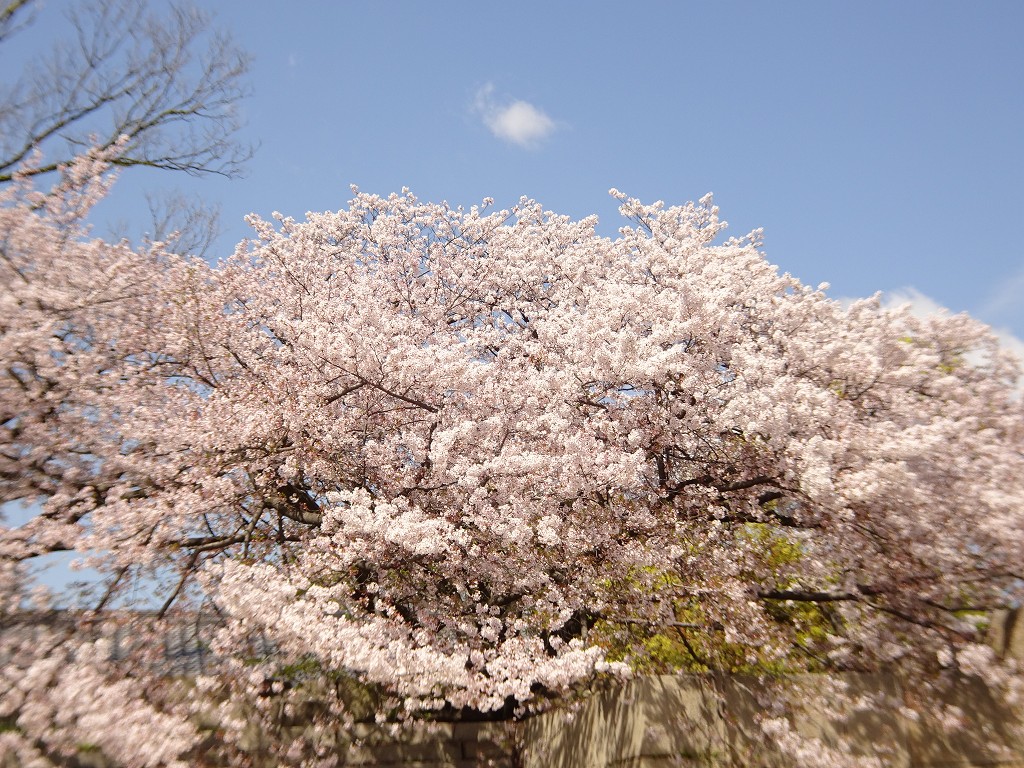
0,0,33,44
0,0,252,184
145,190,222,258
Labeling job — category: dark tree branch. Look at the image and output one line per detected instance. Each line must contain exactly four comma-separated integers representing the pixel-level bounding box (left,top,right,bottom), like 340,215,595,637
263,484,322,526
758,589,859,603
157,550,198,619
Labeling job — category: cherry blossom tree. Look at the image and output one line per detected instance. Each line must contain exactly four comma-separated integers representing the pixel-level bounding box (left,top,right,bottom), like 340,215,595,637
2,144,1023,764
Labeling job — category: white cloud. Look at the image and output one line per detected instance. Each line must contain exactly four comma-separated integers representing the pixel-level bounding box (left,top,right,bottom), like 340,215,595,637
882,287,1024,368
473,83,557,149
880,287,950,319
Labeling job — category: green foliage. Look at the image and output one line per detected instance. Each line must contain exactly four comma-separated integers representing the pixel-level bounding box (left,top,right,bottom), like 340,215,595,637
954,608,990,634
593,523,838,676
277,656,324,679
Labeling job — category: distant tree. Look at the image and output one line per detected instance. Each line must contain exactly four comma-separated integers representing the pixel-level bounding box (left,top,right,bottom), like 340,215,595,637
2,156,1023,764
0,0,251,185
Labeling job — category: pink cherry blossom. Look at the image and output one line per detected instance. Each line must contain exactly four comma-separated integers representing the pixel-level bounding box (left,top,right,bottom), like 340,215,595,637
2,150,1022,766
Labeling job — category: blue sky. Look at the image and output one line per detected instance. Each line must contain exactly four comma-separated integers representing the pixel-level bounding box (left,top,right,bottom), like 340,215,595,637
172,2,1024,347
16,1,1024,345
5,1,1024,594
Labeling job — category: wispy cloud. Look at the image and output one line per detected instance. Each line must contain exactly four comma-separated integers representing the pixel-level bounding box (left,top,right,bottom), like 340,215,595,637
882,286,1024,366
978,264,1024,326
991,326,1024,366
473,83,557,149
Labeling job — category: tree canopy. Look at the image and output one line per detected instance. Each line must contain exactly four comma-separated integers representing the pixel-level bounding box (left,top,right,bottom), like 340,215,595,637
2,150,1023,765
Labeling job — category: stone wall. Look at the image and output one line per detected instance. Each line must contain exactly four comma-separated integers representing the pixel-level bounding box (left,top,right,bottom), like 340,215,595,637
517,610,1024,767
337,722,514,768
519,672,1024,768
248,672,1024,768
